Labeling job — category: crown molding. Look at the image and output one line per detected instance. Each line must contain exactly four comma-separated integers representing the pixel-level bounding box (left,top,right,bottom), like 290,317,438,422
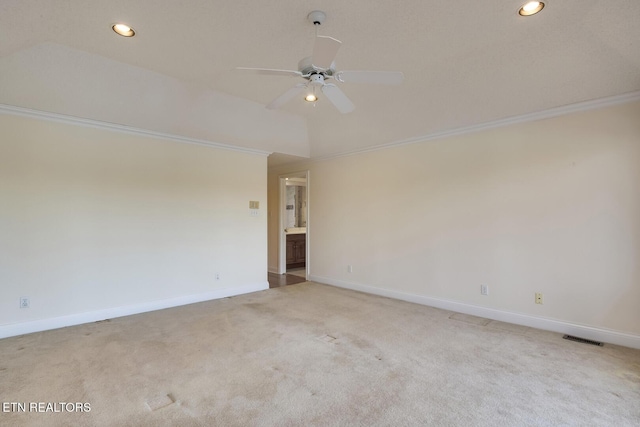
314,90,640,162
0,104,271,157
4,90,639,163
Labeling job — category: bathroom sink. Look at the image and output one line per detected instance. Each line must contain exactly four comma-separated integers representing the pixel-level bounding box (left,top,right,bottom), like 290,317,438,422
285,227,306,234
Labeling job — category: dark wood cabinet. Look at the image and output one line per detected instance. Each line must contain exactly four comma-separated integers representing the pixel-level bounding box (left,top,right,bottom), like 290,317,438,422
286,233,306,269
286,239,296,265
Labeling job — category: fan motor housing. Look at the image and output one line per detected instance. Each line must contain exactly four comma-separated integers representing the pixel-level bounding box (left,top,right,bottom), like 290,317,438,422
298,56,335,78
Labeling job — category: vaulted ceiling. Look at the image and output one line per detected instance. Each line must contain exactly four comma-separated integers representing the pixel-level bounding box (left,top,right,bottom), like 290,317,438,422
2,1,639,166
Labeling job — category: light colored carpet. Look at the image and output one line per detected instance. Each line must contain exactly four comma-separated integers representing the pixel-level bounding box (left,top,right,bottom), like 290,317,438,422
1,282,639,426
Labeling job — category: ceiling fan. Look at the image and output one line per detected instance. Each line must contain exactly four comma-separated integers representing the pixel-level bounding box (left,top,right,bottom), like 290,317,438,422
237,11,404,114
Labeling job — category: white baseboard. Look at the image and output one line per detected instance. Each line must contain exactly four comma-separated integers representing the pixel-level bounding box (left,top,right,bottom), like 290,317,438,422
0,282,268,340
309,275,640,350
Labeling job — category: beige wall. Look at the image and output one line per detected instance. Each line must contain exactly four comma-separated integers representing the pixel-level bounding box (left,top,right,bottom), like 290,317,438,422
269,101,640,337
267,170,280,273
0,114,267,330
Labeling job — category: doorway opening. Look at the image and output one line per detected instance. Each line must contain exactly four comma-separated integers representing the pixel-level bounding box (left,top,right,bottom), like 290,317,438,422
278,171,309,280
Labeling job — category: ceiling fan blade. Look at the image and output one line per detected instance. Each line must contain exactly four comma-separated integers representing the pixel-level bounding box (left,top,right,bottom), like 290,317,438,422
266,84,307,110
237,67,303,78
321,84,355,114
335,71,404,85
312,36,342,70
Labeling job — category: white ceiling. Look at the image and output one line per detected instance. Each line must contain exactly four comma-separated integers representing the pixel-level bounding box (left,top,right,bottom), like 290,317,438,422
1,1,639,166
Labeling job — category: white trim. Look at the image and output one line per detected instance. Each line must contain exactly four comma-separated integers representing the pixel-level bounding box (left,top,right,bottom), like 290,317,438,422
305,171,311,281
0,282,268,340
278,170,310,276
309,275,640,350
279,176,286,275
0,104,271,157
313,90,640,162
5,91,639,164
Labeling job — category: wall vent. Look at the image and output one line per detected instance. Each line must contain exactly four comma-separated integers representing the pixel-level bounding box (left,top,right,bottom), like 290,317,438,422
563,335,603,346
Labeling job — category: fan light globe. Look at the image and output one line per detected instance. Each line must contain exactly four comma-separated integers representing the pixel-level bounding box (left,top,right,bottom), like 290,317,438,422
305,94,317,102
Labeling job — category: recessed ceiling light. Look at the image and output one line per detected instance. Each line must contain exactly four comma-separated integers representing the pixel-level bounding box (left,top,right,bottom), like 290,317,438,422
112,23,135,37
519,1,545,16
305,93,317,102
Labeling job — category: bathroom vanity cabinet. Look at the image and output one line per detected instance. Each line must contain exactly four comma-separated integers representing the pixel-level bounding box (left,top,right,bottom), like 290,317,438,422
286,233,306,268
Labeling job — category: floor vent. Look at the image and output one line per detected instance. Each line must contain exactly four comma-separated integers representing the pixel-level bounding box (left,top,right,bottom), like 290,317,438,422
563,335,603,346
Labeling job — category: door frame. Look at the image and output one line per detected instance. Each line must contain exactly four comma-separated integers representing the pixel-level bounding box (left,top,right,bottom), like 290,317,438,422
278,170,310,277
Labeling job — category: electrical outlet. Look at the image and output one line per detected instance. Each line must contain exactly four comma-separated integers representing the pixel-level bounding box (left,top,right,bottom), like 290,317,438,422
480,285,488,296
347,265,353,273
535,292,543,304
20,297,30,309
215,273,221,281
